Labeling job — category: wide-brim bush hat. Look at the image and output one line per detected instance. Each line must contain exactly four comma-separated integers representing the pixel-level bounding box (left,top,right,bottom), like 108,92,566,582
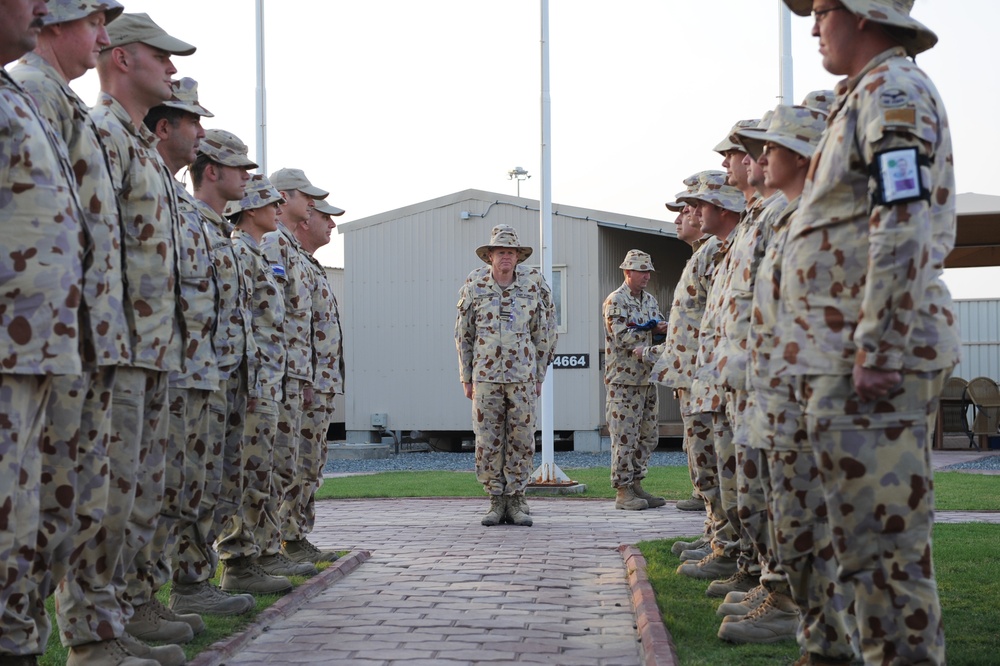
783,0,937,56
475,224,533,264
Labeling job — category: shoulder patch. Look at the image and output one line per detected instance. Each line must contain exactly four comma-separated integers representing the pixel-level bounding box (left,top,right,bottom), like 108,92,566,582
879,88,909,108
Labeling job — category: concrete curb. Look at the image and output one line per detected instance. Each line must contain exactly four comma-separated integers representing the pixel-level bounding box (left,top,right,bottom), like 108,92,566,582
619,544,680,666
188,549,372,666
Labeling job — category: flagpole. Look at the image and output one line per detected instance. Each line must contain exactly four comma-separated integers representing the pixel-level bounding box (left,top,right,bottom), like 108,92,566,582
255,0,267,174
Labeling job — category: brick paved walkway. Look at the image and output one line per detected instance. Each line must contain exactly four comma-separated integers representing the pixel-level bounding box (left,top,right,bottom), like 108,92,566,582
197,450,1000,666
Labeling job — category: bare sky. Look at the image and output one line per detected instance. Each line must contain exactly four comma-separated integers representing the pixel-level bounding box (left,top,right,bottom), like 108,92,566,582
70,0,1000,297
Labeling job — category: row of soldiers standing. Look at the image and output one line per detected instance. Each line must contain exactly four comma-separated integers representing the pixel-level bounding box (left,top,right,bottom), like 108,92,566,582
1,3,344,665
604,1,958,664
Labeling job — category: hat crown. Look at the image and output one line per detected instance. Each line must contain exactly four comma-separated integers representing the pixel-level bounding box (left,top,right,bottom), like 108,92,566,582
43,0,123,25
162,77,213,117
620,249,655,272
487,224,522,249
799,89,835,117
227,174,282,217
198,128,256,168
767,105,827,145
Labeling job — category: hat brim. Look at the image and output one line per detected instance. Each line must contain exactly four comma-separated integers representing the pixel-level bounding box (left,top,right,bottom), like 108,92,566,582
300,185,329,198
664,201,684,212
314,202,345,216
678,193,744,215
164,100,214,118
782,0,811,17
476,245,533,264
144,34,196,56
44,3,124,26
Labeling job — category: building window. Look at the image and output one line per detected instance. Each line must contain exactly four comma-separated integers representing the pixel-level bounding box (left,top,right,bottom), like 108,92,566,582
527,264,566,333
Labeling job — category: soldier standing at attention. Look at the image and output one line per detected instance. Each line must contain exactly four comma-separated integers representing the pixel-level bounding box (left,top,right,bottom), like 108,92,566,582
287,199,346,564
780,2,959,664
455,225,558,527
93,10,203,652
0,0,87,663
603,250,668,511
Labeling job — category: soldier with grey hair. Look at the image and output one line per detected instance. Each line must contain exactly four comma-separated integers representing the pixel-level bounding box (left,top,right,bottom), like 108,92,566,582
779,1,959,663
456,225,558,527
603,250,668,511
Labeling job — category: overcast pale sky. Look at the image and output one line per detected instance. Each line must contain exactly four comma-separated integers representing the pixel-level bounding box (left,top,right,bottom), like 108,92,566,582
70,0,1000,297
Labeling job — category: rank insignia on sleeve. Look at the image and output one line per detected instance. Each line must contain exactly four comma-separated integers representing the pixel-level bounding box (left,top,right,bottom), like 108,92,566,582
883,107,916,127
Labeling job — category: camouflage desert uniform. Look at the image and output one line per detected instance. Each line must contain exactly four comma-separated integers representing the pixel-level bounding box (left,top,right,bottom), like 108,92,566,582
748,197,855,661
652,235,720,529
0,68,84,658
778,47,959,665
715,191,787,582
603,282,664,488
290,253,344,542
260,223,314,544
10,51,132,650
691,222,744,560
160,186,220,594
180,199,255,586
455,266,558,495
218,226,286,561
91,91,185,622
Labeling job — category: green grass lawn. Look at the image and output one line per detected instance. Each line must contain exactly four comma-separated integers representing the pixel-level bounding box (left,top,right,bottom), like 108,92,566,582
640,523,1000,666
317,466,1000,511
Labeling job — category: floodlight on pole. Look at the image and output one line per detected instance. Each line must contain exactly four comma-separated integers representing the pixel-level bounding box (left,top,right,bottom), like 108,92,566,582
508,166,530,197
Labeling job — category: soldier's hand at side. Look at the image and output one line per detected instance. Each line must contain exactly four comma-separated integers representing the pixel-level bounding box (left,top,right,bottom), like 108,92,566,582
536,382,542,397
852,365,901,402
303,385,314,406
631,346,645,359
463,382,474,400
247,398,258,413
655,321,669,334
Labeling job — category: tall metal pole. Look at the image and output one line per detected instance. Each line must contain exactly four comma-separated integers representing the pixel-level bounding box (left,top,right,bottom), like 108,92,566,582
532,0,569,484
255,0,267,174
779,1,794,104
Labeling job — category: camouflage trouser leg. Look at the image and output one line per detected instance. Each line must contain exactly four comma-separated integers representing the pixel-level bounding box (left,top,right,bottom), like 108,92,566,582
211,366,252,562
732,389,765,575
274,379,305,541
289,392,332,541
160,388,210,591
0,374,50,657
472,382,536,495
173,371,231,586
232,397,281,558
753,380,853,659
29,369,114,650
54,367,120,647
680,391,715,536
801,371,948,666
708,396,739,558
606,384,659,489
114,368,168,621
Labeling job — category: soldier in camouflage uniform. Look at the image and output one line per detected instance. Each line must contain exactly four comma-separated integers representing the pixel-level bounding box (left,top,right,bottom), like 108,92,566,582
603,250,668,511
653,173,723,559
735,101,859,663
149,84,258,622
257,167,329,579
780,2,958,663
455,225,558,527
219,175,296,596
180,130,264,609
675,169,745,583
0,2,87,662
286,199,346,564
93,11,204,652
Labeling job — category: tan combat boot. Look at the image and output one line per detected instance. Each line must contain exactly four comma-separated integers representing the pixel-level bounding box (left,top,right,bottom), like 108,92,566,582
118,632,187,666
717,590,799,644
631,480,666,508
706,568,760,598
506,494,533,527
220,557,293,595
283,538,339,563
481,495,505,526
614,486,648,511
717,582,768,617
258,552,318,577
675,490,705,511
124,599,198,645
66,639,159,666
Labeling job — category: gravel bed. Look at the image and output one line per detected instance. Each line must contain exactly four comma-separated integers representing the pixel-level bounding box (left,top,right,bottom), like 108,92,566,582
941,454,1000,472
323,449,689,476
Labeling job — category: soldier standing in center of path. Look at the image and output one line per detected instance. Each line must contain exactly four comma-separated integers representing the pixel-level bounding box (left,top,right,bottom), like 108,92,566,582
456,224,558,527
603,250,668,511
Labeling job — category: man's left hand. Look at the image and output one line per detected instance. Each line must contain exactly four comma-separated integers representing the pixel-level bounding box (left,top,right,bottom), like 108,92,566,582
852,365,902,402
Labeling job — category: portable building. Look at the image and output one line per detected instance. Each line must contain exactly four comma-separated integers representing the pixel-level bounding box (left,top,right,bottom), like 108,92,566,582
336,189,690,451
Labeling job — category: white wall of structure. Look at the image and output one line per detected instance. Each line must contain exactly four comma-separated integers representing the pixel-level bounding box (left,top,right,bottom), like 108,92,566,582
952,298,1000,382
337,189,688,449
